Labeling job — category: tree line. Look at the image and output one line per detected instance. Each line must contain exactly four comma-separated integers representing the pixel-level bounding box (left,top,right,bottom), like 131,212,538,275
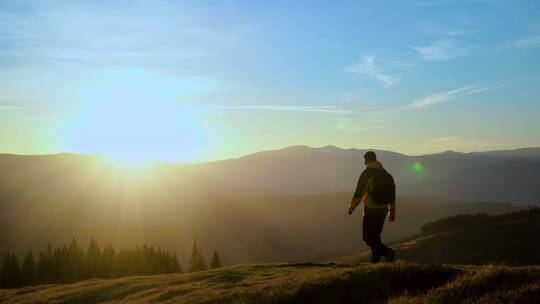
0,238,221,289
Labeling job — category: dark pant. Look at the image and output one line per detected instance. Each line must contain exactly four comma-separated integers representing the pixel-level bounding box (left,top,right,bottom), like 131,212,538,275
363,206,390,261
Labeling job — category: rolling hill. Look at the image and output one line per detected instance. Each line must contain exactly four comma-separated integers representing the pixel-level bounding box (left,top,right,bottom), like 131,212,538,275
191,145,540,204
1,162,539,303
333,208,540,266
1,262,538,303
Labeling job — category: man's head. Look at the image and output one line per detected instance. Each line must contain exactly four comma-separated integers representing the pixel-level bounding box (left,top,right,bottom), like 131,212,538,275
363,151,377,165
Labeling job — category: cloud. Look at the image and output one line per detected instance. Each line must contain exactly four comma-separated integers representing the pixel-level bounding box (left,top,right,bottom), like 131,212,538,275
427,28,480,37
408,84,507,108
513,36,540,48
330,101,396,134
0,100,78,109
205,105,355,113
331,116,389,133
423,136,465,143
407,0,465,6
409,86,473,108
446,29,480,36
206,102,388,133
0,0,239,97
345,56,401,87
413,39,468,61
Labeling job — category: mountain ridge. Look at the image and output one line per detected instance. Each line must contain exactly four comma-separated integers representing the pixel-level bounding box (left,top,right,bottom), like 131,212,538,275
191,145,540,204
0,151,519,265
192,145,540,164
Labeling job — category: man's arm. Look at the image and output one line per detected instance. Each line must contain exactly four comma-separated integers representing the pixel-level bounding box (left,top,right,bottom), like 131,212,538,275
388,175,396,222
348,198,362,215
389,202,396,222
348,169,371,214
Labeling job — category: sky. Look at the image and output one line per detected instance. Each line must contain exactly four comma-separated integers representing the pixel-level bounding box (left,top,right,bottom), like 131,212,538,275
1,0,539,163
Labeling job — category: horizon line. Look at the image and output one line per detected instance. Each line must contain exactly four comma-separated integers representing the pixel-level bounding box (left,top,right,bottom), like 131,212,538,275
1,144,539,165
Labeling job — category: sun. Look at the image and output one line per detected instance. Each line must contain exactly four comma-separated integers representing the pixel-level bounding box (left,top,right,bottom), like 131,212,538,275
59,67,212,163
62,98,208,163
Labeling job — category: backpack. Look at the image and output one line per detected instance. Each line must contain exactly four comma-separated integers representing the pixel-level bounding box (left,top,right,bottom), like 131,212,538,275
370,168,395,205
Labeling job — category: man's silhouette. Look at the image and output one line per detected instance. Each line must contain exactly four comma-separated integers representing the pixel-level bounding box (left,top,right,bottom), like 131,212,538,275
348,151,396,263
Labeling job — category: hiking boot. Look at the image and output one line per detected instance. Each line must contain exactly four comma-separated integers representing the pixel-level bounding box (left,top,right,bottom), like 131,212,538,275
385,249,395,262
371,254,382,264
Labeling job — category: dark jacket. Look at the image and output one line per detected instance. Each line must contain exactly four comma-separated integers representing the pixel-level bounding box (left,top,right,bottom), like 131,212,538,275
350,160,396,212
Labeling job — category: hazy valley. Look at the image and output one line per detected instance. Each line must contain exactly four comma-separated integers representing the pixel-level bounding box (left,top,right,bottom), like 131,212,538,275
0,146,534,266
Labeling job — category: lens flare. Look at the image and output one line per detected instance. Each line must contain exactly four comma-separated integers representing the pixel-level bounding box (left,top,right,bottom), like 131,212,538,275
413,162,424,172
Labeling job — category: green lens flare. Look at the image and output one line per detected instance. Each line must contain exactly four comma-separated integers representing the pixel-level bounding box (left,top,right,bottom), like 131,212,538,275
413,162,424,172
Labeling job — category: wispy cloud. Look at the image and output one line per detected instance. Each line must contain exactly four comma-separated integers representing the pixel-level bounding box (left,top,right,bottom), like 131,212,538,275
423,136,465,143
345,56,401,87
409,86,472,108
446,29,480,36
331,116,390,133
424,28,480,37
408,84,507,108
0,100,78,110
407,0,466,6
205,105,355,113
206,102,389,133
407,0,497,7
513,36,540,48
413,39,468,61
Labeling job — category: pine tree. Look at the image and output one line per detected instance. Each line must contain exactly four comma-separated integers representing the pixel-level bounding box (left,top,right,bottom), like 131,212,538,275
86,237,102,278
0,254,10,288
10,254,22,287
67,238,84,282
1,254,22,288
188,240,207,272
1,239,186,288
210,250,221,268
171,253,183,273
37,243,53,284
101,244,115,278
21,250,37,285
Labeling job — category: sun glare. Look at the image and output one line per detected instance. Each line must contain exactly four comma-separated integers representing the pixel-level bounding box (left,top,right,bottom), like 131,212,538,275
61,72,209,164
96,155,157,181
105,152,155,167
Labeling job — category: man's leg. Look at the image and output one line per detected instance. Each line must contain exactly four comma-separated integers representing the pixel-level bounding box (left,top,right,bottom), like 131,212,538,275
372,207,390,257
362,214,380,263
363,206,389,263
369,207,396,262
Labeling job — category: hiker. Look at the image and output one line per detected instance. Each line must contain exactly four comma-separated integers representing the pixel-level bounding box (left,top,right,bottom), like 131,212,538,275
348,151,396,263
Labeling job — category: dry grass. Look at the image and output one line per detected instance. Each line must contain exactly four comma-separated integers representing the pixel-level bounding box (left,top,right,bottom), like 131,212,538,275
389,265,540,304
333,209,540,267
1,262,538,304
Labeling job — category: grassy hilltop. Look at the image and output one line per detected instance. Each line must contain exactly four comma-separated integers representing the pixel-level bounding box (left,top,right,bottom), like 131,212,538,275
1,262,539,304
334,208,540,266
2,209,540,303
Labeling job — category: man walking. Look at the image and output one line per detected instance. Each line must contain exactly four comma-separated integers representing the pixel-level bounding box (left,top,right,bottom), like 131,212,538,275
348,151,396,263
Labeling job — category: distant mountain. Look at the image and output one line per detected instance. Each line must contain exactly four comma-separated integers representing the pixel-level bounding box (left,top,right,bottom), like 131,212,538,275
334,208,540,266
191,146,411,195
0,153,517,265
191,146,540,204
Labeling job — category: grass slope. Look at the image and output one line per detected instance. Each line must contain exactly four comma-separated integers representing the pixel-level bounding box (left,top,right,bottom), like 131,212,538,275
1,262,539,304
334,208,540,266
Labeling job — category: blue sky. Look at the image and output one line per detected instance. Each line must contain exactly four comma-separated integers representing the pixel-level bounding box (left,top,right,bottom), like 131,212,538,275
0,0,539,162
